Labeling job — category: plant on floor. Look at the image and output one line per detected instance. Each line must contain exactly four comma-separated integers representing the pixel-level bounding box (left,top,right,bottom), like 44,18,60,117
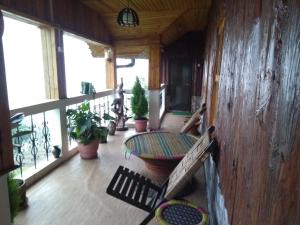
66,101,110,159
7,173,21,223
131,77,148,132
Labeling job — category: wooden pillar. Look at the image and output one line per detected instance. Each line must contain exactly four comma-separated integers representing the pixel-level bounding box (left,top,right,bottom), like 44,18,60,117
0,11,15,174
41,26,59,100
148,43,161,130
55,29,67,99
105,47,117,89
148,44,161,90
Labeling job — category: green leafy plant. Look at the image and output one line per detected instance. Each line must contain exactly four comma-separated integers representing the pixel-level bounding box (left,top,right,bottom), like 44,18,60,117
131,77,148,120
7,173,21,223
66,101,108,145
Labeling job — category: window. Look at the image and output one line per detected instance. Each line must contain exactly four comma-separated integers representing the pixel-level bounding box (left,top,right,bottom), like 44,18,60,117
116,58,149,90
2,15,56,109
63,33,106,97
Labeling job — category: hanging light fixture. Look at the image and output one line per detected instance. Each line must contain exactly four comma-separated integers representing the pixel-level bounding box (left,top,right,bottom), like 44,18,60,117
117,0,139,27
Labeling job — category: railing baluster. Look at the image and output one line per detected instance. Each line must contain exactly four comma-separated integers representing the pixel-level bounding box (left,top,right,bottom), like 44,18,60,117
42,112,51,160
14,125,24,177
30,115,38,169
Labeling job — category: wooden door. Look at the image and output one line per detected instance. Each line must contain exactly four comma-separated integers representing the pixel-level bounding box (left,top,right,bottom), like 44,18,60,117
169,58,192,111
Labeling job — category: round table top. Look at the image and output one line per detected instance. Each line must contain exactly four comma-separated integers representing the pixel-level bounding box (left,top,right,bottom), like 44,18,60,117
124,132,198,160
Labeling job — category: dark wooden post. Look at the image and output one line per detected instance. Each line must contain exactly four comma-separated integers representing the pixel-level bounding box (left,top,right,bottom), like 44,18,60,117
0,11,15,174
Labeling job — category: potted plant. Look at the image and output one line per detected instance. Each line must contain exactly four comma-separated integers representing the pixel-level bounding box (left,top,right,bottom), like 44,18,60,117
9,113,30,214
103,113,117,135
131,77,149,132
66,101,106,159
7,173,21,223
7,171,28,223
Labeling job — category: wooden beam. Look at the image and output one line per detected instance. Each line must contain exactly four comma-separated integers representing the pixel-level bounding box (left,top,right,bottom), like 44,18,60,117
106,47,117,89
114,36,160,47
54,29,67,99
41,26,59,100
148,43,161,90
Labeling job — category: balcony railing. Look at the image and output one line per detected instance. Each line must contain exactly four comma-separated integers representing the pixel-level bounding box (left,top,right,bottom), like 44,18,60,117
10,90,115,181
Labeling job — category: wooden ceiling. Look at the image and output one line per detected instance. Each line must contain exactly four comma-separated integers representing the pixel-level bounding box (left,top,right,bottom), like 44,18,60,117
81,0,211,57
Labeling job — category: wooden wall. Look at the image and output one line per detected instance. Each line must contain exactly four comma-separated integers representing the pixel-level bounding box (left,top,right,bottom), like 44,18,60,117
0,0,111,44
203,0,300,224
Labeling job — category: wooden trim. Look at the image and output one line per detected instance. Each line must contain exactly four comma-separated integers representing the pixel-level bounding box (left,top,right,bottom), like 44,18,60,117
148,43,161,90
209,17,225,125
106,47,117,89
0,11,14,173
54,29,67,99
41,26,59,100
114,36,160,47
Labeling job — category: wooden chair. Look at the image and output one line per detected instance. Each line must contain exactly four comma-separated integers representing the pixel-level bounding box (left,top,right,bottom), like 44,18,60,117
106,126,217,225
180,103,207,134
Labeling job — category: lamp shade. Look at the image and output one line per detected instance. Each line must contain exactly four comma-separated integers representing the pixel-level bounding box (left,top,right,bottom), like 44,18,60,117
117,7,139,27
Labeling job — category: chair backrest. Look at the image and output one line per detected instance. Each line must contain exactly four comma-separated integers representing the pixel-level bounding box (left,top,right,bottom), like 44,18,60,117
180,103,207,133
165,126,216,199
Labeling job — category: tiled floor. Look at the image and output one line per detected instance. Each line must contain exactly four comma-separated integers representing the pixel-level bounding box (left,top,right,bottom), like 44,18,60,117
14,113,207,225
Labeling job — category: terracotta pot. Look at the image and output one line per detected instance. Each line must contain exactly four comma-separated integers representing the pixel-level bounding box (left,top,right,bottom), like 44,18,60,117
77,140,99,159
134,119,148,132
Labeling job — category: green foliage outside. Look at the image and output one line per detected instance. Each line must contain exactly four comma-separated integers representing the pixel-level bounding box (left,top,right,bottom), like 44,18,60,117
131,77,148,120
7,173,21,223
66,101,110,145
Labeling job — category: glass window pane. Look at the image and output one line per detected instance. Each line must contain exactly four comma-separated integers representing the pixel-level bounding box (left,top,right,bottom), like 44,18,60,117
63,34,106,97
116,58,149,90
2,16,47,109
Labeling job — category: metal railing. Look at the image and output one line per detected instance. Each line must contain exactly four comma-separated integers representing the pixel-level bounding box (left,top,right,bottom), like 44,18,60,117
10,89,115,179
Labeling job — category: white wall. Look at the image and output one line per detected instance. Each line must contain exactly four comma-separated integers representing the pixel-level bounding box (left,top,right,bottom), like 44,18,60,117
148,90,161,130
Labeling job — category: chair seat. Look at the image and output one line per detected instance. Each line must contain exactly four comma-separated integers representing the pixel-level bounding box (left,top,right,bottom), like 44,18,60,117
155,200,208,225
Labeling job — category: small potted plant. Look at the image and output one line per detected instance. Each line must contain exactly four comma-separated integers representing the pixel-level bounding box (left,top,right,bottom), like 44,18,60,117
66,101,106,159
103,113,117,135
7,173,21,223
131,77,149,132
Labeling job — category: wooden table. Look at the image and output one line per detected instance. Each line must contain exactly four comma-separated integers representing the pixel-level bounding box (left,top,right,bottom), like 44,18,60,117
124,132,198,176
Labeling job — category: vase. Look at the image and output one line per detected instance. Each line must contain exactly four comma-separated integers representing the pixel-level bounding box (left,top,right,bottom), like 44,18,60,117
52,145,61,158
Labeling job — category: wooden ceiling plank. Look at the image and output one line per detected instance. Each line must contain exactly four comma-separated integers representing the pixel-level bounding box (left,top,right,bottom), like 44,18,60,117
80,0,212,48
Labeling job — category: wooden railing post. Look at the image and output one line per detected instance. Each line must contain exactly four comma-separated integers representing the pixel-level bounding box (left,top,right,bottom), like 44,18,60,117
148,43,161,130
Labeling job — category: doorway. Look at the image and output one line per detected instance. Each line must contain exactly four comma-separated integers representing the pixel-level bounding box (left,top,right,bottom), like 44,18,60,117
169,58,192,111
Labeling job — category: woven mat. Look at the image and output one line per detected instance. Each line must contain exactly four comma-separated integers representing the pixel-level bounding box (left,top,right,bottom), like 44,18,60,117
124,132,197,160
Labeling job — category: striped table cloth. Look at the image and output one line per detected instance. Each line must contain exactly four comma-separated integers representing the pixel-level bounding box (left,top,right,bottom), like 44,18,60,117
124,132,198,160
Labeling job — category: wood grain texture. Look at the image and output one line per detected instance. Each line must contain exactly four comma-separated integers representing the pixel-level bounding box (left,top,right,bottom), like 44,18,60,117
106,47,117,89
148,43,161,90
203,0,300,224
0,0,111,45
81,0,212,45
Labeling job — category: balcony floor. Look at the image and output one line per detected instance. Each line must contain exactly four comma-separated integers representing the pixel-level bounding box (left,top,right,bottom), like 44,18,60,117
14,113,208,225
